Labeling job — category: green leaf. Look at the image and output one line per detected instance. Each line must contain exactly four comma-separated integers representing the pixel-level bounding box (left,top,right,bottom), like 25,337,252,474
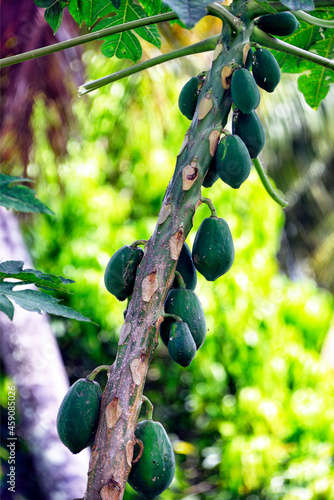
252,0,278,15
73,0,116,28
112,0,121,8
0,294,14,320
139,0,162,16
93,0,161,62
0,176,54,215
279,0,315,11
45,2,65,34
0,260,74,293
162,0,212,28
68,0,84,25
34,0,55,7
4,289,92,322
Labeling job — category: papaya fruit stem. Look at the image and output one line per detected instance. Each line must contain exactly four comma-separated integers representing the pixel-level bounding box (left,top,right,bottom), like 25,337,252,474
252,157,288,208
86,365,110,381
162,313,183,323
200,196,218,217
141,395,154,420
131,239,148,248
174,270,186,289
294,10,334,28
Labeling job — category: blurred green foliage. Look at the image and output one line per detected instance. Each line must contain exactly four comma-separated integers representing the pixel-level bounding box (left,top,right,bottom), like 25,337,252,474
14,48,334,499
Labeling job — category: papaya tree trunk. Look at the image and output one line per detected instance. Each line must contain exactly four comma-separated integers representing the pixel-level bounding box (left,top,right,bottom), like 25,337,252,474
0,207,90,500
85,7,253,498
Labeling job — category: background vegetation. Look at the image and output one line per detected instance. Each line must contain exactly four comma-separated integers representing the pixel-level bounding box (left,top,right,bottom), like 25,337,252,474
1,12,334,500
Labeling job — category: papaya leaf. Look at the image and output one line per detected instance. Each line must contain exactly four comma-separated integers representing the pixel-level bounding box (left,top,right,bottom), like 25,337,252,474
33,0,55,7
93,0,161,62
0,260,74,293
45,2,66,34
68,0,116,28
162,0,213,28
252,0,278,15
279,0,314,11
139,0,162,16
68,0,84,25
3,289,92,322
0,174,54,215
112,0,121,8
0,293,14,320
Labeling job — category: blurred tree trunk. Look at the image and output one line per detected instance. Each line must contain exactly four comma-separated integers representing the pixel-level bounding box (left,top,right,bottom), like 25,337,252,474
0,207,89,500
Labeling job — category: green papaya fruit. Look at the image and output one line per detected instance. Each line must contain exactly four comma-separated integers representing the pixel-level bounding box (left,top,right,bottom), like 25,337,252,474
231,68,260,114
57,378,102,454
173,242,197,290
252,48,281,93
178,73,205,120
104,245,144,301
128,419,175,499
256,12,299,36
215,134,252,189
168,322,197,367
232,110,265,159
192,217,234,281
244,48,254,70
160,288,206,349
203,157,219,188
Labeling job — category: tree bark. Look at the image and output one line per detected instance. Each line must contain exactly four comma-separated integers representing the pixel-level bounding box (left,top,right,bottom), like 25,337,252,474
0,206,90,500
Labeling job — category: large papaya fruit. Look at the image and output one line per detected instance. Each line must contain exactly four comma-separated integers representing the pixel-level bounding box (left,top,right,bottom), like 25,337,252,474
160,288,206,350
178,73,205,120
256,12,299,37
231,68,260,114
232,110,265,159
128,419,175,499
252,48,281,93
168,321,197,367
104,245,144,301
57,378,102,454
173,242,197,290
192,217,234,281
215,134,252,189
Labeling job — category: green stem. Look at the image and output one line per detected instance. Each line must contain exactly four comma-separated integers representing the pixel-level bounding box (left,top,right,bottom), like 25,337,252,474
0,11,178,69
131,239,148,248
207,2,241,31
294,10,334,28
174,271,186,290
252,158,288,208
200,196,217,217
86,365,110,381
141,396,154,420
163,313,183,323
251,27,334,71
79,36,219,95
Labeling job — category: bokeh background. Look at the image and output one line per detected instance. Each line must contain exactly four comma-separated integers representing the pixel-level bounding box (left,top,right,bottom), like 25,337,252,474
1,5,334,500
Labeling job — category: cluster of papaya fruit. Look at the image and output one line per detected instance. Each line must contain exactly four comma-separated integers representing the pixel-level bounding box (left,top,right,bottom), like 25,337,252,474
179,12,299,190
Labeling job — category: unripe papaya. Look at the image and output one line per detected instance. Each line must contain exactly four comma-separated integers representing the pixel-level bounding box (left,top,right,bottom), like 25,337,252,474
244,48,254,70
215,134,252,189
160,288,206,350
192,217,234,281
178,73,205,120
128,419,175,499
203,157,219,188
231,68,260,114
168,322,196,367
252,48,281,93
57,378,102,454
173,242,197,290
256,12,300,36
104,245,144,301
232,110,265,159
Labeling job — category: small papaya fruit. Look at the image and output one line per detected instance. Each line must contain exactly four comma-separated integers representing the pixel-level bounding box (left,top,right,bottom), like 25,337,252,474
232,110,265,159
231,68,260,114
215,134,252,189
192,217,234,281
256,12,300,37
168,322,196,367
203,157,219,188
178,73,205,120
173,242,197,290
57,378,102,454
252,48,281,93
244,48,254,70
160,288,206,350
128,419,175,499
104,245,144,301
